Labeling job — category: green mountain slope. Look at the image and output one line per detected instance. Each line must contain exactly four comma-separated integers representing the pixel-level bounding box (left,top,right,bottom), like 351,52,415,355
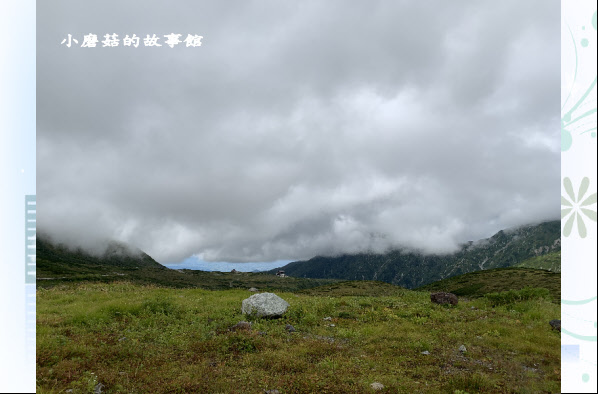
515,251,560,272
270,221,560,289
36,236,338,291
417,267,560,301
37,236,165,275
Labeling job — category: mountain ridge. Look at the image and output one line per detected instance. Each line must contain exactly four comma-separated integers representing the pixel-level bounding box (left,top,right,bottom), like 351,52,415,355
268,220,560,289
35,235,340,291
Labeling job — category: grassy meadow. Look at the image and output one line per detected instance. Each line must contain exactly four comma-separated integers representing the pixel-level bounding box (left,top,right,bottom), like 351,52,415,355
37,281,560,393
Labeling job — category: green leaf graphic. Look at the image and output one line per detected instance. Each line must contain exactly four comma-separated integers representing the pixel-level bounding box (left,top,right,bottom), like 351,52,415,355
563,177,576,202
561,196,573,207
577,212,587,238
581,193,597,206
578,177,590,202
581,208,597,222
563,212,576,237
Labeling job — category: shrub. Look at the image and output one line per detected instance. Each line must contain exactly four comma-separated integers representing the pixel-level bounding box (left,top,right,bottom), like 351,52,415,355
217,333,258,354
452,283,484,296
446,373,496,392
142,296,180,316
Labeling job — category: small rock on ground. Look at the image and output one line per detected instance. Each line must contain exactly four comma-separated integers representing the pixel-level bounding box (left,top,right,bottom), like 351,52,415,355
314,335,335,343
370,382,384,390
549,319,561,332
458,345,467,353
421,351,430,355
430,292,459,306
230,321,252,331
285,324,296,332
94,383,104,394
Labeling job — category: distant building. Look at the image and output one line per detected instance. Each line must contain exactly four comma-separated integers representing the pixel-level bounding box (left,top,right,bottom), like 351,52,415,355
231,269,238,273
276,270,286,278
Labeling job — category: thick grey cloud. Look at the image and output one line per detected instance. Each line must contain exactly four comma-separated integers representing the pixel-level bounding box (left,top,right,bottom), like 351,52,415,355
38,1,560,263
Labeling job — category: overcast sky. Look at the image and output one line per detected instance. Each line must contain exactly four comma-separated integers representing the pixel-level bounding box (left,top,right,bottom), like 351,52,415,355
37,1,560,264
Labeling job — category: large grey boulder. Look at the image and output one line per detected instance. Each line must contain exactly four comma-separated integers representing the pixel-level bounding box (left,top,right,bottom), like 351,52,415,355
242,293,289,317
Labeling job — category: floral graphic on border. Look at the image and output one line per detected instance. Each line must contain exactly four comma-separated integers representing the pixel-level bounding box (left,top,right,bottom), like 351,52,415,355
561,177,597,238
561,11,597,151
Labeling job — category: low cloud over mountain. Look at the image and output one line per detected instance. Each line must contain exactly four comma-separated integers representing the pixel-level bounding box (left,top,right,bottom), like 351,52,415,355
38,1,559,263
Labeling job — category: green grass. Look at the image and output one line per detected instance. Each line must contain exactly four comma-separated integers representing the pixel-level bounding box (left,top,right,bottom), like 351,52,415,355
37,281,560,393
417,267,561,302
